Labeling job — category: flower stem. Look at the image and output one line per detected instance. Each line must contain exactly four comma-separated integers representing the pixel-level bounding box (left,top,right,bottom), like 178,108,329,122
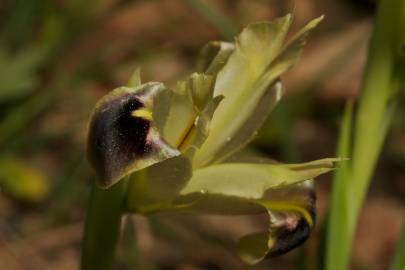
81,178,128,270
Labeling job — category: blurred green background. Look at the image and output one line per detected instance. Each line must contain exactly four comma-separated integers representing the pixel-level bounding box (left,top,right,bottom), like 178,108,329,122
0,0,404,269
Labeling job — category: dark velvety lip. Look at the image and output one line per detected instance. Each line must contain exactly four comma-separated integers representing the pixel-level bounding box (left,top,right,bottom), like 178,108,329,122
88,94,152,187
268,215,312,257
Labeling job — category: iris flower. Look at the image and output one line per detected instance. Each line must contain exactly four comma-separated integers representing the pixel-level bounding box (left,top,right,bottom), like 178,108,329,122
86,14,339,264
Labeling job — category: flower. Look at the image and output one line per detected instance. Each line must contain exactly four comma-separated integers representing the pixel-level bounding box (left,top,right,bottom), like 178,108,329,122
87,14,339,264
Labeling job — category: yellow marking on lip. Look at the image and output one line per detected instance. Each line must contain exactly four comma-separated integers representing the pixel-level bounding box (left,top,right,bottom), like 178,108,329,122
131,108,152,120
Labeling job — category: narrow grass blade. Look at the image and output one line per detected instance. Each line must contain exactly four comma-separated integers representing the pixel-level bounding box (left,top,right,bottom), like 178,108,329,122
326,101,353,270
325,0,405,269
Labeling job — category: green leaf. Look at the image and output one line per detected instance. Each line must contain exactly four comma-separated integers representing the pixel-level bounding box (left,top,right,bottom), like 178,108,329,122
326,102,354,270
87,82,180,188
325,0,404,268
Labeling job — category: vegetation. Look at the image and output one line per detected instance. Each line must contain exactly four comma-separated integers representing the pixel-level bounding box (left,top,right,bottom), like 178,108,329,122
0,1,403,270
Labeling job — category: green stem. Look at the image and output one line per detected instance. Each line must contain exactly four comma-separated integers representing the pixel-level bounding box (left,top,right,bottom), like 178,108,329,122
326,102,353,270
81,178,128,270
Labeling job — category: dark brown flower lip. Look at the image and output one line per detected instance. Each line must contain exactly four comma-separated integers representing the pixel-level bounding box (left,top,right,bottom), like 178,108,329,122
87,83,180,188
267,214,313,257
88,94,151,186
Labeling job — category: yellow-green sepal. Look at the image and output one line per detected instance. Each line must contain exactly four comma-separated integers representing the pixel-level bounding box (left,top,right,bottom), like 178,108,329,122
172,158,339,263
126,154,192,213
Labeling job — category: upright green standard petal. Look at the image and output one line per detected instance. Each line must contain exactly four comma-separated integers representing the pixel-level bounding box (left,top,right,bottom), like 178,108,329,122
193,15,292,167
194,15,323,167
87,82,180,188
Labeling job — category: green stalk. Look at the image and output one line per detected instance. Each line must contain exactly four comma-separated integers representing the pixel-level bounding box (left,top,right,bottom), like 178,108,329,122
81,178,128,270
326,102,353,270
325,0,405,269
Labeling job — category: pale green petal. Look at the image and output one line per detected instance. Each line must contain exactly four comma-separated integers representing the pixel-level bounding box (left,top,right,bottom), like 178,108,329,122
204,81,283,164
152,88,173,135
163,82,196,147
182,95,224,158
197,41,235,75
193,15,324,168
186,73,216,112
213,14,291,98
193,15,292,167
181,159,338,198
253,16,324,92
126,155,192,213
163,73,220,149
